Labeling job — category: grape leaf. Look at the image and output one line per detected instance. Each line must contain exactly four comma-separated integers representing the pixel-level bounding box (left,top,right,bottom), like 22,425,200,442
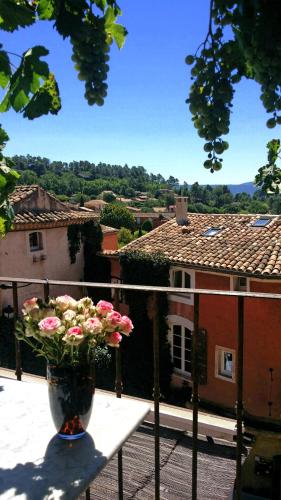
105,6,127,49
95,0,107,12
37,0,55,20
0,45,61,118
23,74,61,119
0,51,11,88
0,0,35,32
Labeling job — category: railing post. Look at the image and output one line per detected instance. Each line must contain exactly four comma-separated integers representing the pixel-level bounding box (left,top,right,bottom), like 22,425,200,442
153,291,160,500
44,278,49,302
114,288,123,500
236,295,244,500
12,282,22,381
192,292,200,500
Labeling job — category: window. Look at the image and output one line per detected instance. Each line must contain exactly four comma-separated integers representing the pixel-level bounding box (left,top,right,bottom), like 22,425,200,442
169,268,195,305
111,277,123,302
215,346,235,382
232,276,248,292
29,231,43,252
171,324,192,375
173,270,190,289
202,227,221,237
252,217,271,227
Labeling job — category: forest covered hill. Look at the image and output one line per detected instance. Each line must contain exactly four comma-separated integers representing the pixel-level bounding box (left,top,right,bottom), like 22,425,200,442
12,155,280,214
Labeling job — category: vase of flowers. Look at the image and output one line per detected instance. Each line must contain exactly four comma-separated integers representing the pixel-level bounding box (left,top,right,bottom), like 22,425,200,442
16,295,133,440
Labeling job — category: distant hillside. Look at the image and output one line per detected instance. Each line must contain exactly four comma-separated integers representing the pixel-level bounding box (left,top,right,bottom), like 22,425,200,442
227,182,256,196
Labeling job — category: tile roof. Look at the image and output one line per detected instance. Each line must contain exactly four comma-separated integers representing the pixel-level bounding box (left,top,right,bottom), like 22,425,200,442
9,185,38,204
120,213,281,278
100,224,119,234
9,185,98,230
13,210,98,227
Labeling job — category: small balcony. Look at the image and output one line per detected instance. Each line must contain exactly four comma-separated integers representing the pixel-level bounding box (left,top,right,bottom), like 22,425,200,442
0,276,281,500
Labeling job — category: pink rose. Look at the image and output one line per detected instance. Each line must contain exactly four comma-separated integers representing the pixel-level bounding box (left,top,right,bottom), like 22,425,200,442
83,318,102,335
106,331,122,347
23,297,39,314
96,300,114,316
63,326,84,345
119,315,133,336
38,316,61,337
105,311,122,330
55,295,77,312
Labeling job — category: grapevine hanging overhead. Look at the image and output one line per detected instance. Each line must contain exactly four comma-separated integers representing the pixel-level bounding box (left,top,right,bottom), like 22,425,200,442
0,0,127,235
186,0,281,193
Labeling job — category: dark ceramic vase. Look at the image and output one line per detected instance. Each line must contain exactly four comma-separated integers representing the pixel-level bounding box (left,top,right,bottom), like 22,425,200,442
47,363,95,440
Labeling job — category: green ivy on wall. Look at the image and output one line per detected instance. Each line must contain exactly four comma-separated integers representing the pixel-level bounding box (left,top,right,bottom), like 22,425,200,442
120,250,173,400
67,220,111,301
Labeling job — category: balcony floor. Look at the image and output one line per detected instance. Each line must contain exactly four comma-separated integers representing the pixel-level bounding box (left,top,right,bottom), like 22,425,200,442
83,422,236,499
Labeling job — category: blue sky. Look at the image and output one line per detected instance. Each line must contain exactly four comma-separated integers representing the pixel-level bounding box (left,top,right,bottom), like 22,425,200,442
1,0,278,184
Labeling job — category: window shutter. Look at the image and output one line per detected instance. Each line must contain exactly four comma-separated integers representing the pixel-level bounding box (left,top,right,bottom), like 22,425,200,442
192,328,207,385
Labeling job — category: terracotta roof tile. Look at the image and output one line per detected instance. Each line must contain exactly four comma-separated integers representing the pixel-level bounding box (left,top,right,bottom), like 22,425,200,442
8,186,98,230
9,185,38,204
13,209,98,229
120,213,281,278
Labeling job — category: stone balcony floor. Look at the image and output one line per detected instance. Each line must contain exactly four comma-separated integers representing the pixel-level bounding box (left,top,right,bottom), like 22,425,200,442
83,422,236,499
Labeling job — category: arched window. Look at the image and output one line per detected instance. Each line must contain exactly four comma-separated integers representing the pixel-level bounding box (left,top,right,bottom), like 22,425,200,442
171,324,192,375
29,231,43,252
167,315,194,377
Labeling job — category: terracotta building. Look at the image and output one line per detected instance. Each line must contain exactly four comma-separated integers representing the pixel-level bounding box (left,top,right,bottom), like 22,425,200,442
106,198,281,424
0,185,118,310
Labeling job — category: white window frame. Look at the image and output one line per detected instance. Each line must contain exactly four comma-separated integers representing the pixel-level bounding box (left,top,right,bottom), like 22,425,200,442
28,231,44,252
111,277,123,302
167,315,194,378
230,276,249,292
215,346,236,383
169,267,195,305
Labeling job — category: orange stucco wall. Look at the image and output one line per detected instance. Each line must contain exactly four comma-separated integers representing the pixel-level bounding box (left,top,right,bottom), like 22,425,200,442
169,271,281,420
102,232,118,251
196,271,231,290
0,227,84,310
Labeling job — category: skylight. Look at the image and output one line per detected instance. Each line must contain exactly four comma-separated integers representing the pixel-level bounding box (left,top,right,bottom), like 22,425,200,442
202,227,221,237
252,217,271,227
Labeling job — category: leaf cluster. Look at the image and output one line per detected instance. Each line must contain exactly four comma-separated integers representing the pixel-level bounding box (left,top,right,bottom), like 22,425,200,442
120,251,172,399
100,203,135,231
186,0,281,192
0,126,20,235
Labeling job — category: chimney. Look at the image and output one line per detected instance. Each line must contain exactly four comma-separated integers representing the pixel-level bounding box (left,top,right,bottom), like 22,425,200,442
176,196,188,225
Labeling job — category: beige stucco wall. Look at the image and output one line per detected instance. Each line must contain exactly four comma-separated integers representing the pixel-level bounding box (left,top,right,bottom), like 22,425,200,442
14,187,67,214
0,226,84,311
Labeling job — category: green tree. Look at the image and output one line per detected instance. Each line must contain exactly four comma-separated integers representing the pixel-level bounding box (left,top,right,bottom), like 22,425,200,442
118,227,134,248
103,191,116,203
0,0,127,234
142,219,153,232
100,203,135,230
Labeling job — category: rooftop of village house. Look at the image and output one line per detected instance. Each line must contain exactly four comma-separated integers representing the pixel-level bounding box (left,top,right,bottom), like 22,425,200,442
118,212,281,278
8,185,99,229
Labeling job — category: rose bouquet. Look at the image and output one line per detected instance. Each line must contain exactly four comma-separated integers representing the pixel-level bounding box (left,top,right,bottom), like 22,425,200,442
16,295,133,367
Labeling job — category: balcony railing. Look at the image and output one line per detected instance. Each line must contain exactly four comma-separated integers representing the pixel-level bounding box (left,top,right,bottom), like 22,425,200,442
1,275,281,500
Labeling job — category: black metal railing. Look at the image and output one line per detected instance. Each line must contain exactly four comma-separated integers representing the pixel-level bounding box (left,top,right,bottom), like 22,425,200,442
1,275,281,500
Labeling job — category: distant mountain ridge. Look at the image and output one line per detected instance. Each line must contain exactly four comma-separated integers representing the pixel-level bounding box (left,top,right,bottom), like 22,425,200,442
181,182,256,196
226,182,256,196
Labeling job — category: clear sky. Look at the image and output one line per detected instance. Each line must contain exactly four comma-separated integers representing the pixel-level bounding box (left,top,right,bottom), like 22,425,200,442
1,0,278,184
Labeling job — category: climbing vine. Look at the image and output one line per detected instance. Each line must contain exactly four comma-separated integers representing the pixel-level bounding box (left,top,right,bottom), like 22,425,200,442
67,220,111,300
120,251,173,400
